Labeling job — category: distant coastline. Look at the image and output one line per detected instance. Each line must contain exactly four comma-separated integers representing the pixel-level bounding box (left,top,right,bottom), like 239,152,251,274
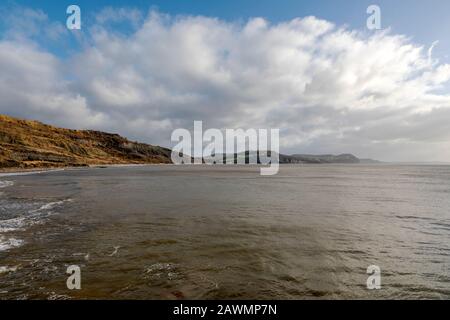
1,114,381,170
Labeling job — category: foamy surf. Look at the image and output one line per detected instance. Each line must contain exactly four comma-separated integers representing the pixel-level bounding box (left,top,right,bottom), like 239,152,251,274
35,200,72,212
0,197,72,252
0,202,63,233
0,215,28,233
0,265,19,274
0,181,13,189
0,169,65,178
0,237,23,252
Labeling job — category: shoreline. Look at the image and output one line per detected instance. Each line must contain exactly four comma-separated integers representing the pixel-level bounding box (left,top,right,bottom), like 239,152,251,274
0,167,68,177
0,163,176,176
1,162,447,176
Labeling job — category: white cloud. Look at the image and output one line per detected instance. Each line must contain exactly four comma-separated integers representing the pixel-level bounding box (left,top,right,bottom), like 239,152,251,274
0,40,106,128
1,9,450,161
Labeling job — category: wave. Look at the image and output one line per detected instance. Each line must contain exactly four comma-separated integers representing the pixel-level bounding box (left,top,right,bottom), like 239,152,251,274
0,265,20,274
0,181,13,189
0,169,64,178
0,198,72,252
34,200,72,212
0,237,23,252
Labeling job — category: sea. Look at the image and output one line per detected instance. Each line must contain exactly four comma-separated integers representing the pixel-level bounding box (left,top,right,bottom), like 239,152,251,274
0,164,449,299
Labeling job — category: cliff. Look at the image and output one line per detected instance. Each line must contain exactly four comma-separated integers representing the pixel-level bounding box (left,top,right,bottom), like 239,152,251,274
0,114,171,169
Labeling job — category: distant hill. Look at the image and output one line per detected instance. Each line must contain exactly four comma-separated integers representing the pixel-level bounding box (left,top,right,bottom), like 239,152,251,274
279,153,360,164
204,152,375,164
359,158,382,164
0,114,171,169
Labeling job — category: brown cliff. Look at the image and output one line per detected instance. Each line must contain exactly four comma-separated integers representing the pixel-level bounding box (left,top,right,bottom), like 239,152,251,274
0,114,171,169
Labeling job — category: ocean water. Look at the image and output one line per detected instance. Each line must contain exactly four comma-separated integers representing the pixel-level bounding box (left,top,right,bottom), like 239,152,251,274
0,164,449,299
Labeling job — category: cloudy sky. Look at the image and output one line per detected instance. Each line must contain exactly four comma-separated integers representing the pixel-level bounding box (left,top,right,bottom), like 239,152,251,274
1,0,450,162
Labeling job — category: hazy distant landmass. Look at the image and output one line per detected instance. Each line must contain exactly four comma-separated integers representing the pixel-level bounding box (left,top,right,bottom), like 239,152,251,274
229,152,375,164
0,114,379,169
198,151,378,165
358,158,383,164
279,153,360,164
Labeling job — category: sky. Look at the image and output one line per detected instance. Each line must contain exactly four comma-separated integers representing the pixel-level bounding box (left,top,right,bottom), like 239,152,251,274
1,0,450,161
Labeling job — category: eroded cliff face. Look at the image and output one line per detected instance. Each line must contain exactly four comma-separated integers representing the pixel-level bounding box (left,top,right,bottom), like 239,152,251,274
0,114,172,169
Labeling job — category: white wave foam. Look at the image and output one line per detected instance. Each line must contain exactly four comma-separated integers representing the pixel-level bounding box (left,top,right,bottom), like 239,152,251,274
0,216,26,233
0,181,13,189
0,265,19,274
0,169,65,178
145,263,178,279
36,199,72,211
0,237,23,252
1,199,73,232
0,198,72,251
109,246,121,257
